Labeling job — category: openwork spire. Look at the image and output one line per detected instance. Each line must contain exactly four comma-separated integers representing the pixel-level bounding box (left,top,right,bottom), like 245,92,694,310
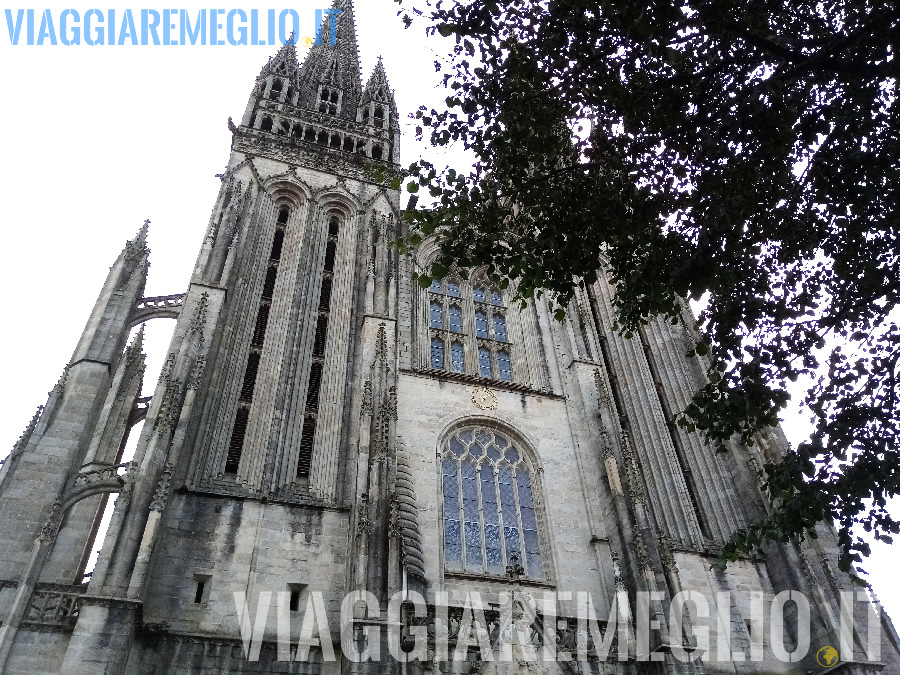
259,41,301,79
295,0,363,120
362,57,397,113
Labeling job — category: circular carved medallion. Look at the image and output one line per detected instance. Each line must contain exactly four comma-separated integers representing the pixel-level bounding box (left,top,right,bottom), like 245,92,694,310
471,387,498,411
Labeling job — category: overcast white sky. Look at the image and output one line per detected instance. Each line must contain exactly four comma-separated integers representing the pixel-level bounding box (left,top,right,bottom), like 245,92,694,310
1,0,896,620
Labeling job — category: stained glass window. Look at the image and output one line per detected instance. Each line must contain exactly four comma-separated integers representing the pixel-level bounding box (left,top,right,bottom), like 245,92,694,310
451,342,465,373
498,351,512,381
475,312,488,338
441,428,543,579
493,314,507,342
447,281,460,297
430,302,443,329
430,279,442,293
473,287,486,303
491,289,504,306
479,348,492,378
449,306,463,333
431,338,445,369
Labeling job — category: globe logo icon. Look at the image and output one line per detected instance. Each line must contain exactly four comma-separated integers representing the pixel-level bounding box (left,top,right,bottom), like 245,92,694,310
817,646,839,667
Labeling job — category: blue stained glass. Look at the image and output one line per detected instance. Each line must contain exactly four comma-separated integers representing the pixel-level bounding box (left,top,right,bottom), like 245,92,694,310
504,526,521,553
487,445,502,461
458,430,473,443
430,302,443,329
481,487,499,526
449,438,465,457
473,287,485,303
431,338,445,369
491,290,504,306
479,348,492,378
493,315,507,342
523,528,540,554
475,430,491,445
447,281,460,297
485,525,503,572
494,435,508,449
498,352,512,382
520,507,537,530
475,312,488,338
430,279,442,292
498,468,517,516
450,342,465,373
464,522,483,566
443,458,457,475
505,447,520,463
470,441,485,457
444,520,462,566
449,305,463,333
516,471,534,506
526,553,542,579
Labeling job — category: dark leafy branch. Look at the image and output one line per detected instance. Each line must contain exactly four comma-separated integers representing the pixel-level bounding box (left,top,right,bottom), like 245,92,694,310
392,0,900,579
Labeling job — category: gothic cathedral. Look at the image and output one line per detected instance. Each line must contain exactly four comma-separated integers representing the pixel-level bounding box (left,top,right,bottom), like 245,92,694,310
0,2,897,673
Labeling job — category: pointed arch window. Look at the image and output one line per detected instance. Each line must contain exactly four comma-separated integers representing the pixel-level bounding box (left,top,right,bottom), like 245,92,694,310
442,428,544,578
225,204,289,475
425,275,515,381
296,213,340,480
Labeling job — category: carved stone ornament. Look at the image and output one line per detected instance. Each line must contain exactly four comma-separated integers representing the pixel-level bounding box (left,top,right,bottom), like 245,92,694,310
189,292,210,335
658,533,679,577
188,355,207,391
620,429,646,504
149,463,175,513
610,549,627,591
472,387,498,411
633,533,653,576
360,380,373,418
356,493,371,536
38,500,62,543
593,368,613,411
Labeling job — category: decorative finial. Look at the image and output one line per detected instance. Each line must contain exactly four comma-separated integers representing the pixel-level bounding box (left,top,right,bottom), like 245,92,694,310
506,553,524,582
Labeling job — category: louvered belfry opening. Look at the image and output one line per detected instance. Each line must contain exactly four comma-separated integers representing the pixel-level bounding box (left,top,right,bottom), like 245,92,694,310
224,205,290,474
297,215,339,478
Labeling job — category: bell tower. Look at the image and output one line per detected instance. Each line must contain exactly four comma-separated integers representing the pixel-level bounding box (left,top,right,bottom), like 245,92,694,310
0,0,413,671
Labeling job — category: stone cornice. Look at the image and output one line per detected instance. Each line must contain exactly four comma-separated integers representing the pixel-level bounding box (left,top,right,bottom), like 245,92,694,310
400,367,565,400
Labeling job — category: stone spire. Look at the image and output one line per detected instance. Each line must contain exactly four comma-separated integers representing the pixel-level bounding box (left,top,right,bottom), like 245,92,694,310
259,40,301,80
362,56,398,117
294,0,363,120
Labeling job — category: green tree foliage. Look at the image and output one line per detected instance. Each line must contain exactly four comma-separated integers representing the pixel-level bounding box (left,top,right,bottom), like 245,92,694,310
394,0,900,575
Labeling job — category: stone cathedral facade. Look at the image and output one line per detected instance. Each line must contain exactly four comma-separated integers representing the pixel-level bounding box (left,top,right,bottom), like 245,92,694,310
0,2,898,674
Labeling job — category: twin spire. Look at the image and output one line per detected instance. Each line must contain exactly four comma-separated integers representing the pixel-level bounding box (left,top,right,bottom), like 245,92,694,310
257,0,395,122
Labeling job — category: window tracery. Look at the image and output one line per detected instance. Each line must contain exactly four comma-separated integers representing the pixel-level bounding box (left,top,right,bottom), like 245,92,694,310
441,427,543,579
425,275,515,381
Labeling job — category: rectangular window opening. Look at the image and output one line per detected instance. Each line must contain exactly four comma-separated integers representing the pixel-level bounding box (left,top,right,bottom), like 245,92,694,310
194,581,205,604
